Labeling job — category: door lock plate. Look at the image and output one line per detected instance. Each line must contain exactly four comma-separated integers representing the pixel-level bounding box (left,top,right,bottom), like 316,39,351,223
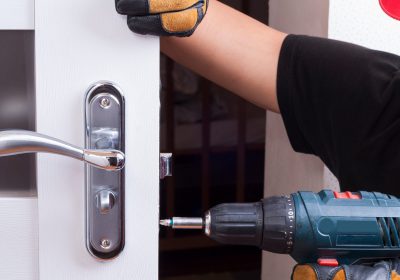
85,81,125,259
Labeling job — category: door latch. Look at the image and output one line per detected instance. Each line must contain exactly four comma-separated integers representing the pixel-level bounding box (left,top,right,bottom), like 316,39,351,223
160,153,172,179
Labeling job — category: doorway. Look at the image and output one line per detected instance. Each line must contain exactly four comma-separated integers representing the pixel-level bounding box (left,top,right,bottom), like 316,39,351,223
159,1,269,279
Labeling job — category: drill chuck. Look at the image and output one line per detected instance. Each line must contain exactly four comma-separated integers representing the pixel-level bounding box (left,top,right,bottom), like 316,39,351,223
205,202,264,247
160,195,296,254
206,196,295,253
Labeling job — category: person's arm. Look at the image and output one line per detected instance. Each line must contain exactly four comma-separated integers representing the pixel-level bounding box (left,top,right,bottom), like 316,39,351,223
161,0,286,112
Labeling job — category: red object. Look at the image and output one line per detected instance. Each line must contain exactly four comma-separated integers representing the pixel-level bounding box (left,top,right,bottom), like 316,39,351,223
380,0,400,20
317,258,339,267
333,191,361,200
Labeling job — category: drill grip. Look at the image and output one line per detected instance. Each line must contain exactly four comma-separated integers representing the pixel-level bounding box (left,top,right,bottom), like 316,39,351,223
261,196,296,254
207,195,295,254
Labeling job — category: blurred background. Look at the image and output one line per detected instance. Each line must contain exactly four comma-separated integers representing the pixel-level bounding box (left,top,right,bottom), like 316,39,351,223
0,31,36,197
159,1,269,279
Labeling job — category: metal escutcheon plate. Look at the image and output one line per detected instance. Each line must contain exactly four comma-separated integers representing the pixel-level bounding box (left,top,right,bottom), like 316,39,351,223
85,81,125,260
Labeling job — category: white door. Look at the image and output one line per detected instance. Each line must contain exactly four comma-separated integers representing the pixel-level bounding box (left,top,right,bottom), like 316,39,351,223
0,0,160,279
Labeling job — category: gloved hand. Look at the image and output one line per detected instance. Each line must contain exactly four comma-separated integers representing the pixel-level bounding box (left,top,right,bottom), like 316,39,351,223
115,0,208,37
292,260,400,280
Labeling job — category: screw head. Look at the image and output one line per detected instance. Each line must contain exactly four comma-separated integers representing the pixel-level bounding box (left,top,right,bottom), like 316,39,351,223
99,97,111,109
100,239,111,249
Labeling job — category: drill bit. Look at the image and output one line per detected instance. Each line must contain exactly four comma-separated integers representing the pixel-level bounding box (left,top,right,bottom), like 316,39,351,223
160,217,204,229
159,219,172,227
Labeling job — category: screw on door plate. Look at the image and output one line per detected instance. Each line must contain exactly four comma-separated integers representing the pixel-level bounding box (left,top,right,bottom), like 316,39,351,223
99,97,111,109
100,239,111,250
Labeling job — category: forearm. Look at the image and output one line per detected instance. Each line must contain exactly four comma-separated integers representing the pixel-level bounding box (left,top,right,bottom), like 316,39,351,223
161,0,286,112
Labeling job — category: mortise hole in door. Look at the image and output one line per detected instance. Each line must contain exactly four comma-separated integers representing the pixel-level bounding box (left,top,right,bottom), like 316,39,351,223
0,31,36,197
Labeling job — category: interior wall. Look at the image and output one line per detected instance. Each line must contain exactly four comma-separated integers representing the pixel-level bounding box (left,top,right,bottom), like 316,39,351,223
269,0,329,35
329,0,400,53
263,1,332,279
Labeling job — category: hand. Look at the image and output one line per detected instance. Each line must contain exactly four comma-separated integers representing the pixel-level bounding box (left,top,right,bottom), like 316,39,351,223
292,260,400,280
115,0,208,37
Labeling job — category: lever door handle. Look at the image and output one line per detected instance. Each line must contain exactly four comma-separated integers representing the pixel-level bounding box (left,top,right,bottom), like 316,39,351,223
0,130,125,171
1,82,126,260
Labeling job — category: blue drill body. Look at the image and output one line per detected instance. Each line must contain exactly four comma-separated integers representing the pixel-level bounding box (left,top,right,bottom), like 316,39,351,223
291,190,400,264
206,190,400,265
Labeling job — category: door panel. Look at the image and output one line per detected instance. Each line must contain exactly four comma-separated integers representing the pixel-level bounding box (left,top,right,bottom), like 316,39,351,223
0,1,34,30
0,198,38,279
0,22,37,279
35,0,159,279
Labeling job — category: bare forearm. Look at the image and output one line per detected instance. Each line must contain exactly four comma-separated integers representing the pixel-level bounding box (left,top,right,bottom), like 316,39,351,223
161,0,286,112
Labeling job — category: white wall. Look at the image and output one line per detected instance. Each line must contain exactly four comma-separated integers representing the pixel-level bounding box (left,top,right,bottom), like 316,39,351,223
263,1,334,279
0,1,34,30
329,0,400,53
269,0,329,35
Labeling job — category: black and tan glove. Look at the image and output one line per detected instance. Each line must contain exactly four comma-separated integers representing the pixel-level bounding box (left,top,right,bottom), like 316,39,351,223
292,260,400,280
115,0,208,37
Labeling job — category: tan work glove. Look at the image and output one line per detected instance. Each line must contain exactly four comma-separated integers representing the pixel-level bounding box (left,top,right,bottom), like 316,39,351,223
292,260,400,280
115,0,208,37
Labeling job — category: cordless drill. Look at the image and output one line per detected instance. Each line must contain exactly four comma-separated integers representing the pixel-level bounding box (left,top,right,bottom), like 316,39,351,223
160,190,400,265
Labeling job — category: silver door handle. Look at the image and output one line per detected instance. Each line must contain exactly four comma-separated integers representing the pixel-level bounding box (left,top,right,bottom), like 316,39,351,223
2,82,126,260
0,130,125,171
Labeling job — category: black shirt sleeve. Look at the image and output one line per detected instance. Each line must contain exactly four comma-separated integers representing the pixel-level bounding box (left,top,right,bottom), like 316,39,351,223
277,35,400,194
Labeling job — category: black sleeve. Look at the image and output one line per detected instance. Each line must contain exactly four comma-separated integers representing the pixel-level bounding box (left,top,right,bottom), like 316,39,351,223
277,35,400,194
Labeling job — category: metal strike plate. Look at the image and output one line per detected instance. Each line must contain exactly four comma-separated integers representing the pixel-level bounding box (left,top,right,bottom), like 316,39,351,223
160,153,172,179
85,81,125,259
